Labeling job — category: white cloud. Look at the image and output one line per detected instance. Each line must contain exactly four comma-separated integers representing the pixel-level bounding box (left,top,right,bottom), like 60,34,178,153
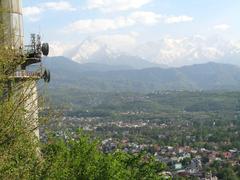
130,11,162,25
64,11,160,33
23,6,42,17
49,41,75,57
230,41,240,54
23,6,42,22
86,0,152,12
43,1,76,11
65,16,135,33
64,11,193,33
165,15,193,24
214,24,230,31
23,1,76,22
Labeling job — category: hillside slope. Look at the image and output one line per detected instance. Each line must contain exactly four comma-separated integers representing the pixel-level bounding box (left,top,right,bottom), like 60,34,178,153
44,57,240,93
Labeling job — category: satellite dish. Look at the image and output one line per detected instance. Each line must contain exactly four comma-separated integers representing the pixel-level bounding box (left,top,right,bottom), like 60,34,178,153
42,43,49,56
43,69,50,83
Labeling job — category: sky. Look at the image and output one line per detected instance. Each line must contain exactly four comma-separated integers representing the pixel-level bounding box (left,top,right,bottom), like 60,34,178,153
22,0,240,66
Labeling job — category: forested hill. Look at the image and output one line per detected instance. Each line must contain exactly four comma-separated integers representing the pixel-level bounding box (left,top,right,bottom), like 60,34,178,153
44,56,240,93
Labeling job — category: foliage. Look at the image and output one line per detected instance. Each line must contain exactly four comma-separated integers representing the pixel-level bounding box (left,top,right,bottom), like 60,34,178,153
209,161,239,180
39,131,167,180
0,24,41,179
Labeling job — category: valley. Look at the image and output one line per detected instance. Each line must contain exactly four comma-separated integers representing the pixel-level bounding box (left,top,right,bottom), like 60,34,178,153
41,91,240,179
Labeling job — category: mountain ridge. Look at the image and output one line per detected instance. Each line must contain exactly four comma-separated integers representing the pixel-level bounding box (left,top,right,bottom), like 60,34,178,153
44,56,240,93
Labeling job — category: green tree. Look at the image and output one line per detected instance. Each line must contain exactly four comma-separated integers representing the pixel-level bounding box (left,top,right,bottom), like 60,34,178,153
0,23,41,179
39,131,167,180
217,167,238,180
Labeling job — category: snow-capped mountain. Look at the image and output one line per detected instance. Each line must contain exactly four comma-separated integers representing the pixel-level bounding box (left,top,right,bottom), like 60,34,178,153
133,37,240,67
64,38,162,69
61,36,240,68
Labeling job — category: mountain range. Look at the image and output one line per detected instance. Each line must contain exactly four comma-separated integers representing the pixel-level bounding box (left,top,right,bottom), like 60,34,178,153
43,56,240,93
63,39,164,69
61,37,240,68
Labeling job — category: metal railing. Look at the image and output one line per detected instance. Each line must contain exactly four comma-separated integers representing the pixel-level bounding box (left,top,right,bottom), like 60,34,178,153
12,70,42,79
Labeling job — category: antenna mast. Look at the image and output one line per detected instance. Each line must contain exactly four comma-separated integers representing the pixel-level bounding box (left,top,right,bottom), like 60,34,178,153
0,0,50,138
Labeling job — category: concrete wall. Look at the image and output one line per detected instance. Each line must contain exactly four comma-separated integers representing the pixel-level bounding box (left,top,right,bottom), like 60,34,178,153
23,81,40,139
